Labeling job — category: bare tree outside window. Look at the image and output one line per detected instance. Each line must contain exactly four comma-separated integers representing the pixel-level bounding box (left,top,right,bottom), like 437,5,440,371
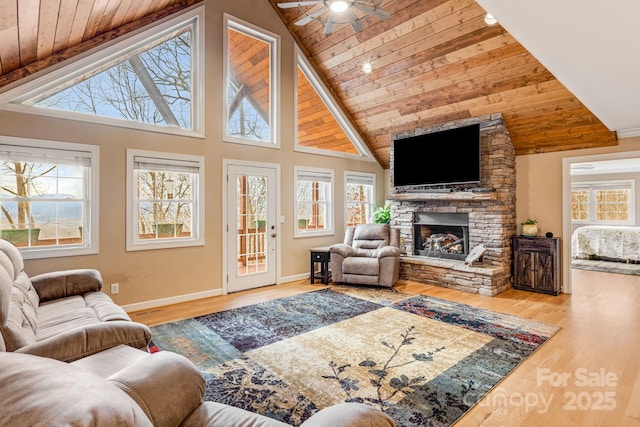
31,31,193,130
1,161,84,247
137,170,193,239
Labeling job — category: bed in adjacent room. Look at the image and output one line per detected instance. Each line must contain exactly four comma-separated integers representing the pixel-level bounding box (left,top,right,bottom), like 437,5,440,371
571,225,640,262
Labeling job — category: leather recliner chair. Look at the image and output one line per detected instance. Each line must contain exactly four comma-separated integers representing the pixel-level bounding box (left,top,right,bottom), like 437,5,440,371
330,224,401,287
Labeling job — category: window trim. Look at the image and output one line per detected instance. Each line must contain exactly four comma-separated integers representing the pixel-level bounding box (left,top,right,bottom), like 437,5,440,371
294,166,334,238
571,179,635,225
295,47,375,161
222,14,280,149
344,171,376,227
0,6,205,138
126,149,205,251
0,136,99,259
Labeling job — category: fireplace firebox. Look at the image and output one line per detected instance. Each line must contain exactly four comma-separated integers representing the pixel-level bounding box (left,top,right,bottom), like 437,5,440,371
413,212,469,261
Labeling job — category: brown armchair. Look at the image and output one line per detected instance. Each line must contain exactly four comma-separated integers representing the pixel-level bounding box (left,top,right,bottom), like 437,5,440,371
329,224,401,287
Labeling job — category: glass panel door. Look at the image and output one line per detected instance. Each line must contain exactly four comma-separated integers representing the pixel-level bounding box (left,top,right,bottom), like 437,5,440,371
227,164,277,292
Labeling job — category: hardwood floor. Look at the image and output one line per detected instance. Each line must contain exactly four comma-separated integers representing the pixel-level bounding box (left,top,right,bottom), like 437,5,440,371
130,269,640,426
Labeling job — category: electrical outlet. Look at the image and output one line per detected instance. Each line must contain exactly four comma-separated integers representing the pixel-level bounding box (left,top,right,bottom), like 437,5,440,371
110,283,119,294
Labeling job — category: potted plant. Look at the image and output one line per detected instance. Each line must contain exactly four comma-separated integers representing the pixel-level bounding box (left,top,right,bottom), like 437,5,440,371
521,219,538,236
373,202,391,224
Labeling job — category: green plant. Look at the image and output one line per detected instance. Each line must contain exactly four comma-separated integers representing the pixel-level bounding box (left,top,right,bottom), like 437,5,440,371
522,219,537,225
373,202,391,224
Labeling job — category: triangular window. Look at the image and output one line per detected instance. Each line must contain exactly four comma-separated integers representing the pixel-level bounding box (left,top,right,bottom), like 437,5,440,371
0,8,203,137
296,50,374,161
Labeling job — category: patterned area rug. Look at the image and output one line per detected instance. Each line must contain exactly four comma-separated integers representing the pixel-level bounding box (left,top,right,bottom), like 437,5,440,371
150,286,559,426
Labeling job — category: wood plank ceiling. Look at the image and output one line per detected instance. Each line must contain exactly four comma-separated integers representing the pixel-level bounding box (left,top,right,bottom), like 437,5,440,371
0,0,618,169
0,0,201,87
269,0,618,167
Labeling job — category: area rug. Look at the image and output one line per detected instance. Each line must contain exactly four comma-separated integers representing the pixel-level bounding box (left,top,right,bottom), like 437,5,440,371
150,286,559,426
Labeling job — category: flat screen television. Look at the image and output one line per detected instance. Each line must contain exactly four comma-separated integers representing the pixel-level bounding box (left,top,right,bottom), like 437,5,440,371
393,124,481,187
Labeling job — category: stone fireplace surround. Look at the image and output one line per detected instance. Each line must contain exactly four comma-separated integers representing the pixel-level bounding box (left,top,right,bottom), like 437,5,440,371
387,114,516,296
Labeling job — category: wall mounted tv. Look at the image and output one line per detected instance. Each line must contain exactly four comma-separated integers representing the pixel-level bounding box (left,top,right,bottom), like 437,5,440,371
393,124,481,187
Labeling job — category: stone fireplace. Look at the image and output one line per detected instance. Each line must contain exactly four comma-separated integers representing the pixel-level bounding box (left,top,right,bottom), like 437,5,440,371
387,114,516,296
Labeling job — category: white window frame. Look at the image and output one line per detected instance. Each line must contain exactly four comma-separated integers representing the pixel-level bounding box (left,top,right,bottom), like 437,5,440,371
344,171,376,226
294,166,334,238
223,14,280,148
126,149,205,251
0,136,99,259
0,7,205,138
571,180,635,225
295,48,375,161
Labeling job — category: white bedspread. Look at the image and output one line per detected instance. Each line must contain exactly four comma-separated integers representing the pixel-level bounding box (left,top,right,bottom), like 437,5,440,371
571,225,640,261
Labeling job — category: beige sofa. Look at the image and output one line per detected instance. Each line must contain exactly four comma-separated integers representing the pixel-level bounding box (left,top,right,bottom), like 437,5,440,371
0,239,150,361
330,224,401,287
0,345,397,427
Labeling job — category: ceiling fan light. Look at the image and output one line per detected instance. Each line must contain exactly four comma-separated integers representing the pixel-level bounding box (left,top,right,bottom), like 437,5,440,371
330,1,349,13
484,13,497,26
362,62,373,73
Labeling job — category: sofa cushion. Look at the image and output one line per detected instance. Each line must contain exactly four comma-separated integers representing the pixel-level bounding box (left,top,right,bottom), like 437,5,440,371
36,307,100,341
0,352,153,426
301,403,396,427
84,291,131,321
182,402,291,427
1,287,38,351
72,344,149,378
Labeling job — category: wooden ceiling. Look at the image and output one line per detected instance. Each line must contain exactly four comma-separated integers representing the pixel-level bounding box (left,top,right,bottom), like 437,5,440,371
0,0,618,168
269,0,618,167
0,0,201,87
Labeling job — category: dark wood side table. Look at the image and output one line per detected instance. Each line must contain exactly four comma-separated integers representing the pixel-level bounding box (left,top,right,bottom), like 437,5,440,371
310,246,332,285
512,236,561,295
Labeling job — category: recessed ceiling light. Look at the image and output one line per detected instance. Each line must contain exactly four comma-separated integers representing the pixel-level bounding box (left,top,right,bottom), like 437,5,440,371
362,62,372,73
330,1,349,13
484,13,497,26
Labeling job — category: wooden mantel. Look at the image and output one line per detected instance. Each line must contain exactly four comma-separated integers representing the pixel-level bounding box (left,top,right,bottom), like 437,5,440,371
386,191,497,202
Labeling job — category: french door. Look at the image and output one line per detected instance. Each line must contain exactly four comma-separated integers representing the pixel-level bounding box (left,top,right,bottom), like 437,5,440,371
225,162,278,293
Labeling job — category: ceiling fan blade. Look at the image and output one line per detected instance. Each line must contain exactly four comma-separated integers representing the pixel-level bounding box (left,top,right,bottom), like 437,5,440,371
351,3,390,20
295,7,327,26
323,15,336,35
277,1,323,9
345,10,364,32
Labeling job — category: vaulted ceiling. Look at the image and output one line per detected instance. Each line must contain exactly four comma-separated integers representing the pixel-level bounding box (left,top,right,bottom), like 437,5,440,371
0,0,621,169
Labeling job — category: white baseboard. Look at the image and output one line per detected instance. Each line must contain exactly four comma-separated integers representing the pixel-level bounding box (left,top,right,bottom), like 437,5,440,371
279,272,310,284
122,289,223,313
123,274,311,313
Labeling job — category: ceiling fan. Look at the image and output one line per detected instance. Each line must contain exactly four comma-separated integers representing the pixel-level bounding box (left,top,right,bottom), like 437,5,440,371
277,1,390,35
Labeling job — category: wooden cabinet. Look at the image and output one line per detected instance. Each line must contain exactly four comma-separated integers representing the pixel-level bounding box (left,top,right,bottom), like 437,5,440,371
512,236,561,295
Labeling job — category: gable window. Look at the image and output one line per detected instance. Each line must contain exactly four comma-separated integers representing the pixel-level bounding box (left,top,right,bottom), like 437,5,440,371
127,150,204,251
295,50,374,160
295,167,333,237
345,172,375,226
571,181,634,224
224,15,279,146
0,137,98,259
0,8,204,137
